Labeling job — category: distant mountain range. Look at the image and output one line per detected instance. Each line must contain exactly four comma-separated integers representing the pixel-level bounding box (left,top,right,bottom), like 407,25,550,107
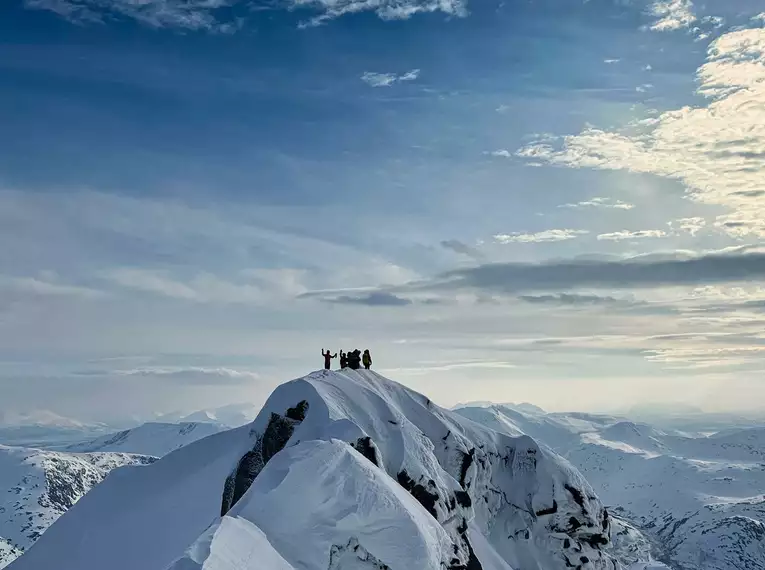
3,383,764,570
63,422,225,457
455,404,765,570
7,370,638,570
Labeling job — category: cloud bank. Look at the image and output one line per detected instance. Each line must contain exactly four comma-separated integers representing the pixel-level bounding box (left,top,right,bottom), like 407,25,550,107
416,251,765,294
517,25,765,239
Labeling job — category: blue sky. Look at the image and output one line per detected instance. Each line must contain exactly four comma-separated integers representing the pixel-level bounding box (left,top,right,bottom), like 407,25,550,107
2,0,765,423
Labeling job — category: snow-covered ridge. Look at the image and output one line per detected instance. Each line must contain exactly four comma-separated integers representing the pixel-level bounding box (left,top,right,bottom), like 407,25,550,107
0,445,155,568
9,370,626,570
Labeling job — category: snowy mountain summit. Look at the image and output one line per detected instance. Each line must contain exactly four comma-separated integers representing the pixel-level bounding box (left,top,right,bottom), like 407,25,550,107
10,370,624,570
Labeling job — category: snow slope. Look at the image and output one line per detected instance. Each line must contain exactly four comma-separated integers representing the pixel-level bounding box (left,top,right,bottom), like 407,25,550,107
0,540,21,569
455,405,765,570
0,445,155,568
64,421,225,457
10,370,624,570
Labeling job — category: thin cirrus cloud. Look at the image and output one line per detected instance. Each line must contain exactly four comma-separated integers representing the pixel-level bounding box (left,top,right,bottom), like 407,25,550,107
296,0,467,28
558,197,635,210
516,25,765,239
597,230,667,241
517,293,621,306
0,275,105,299
23,0,467,30
361,69,420,87
103,268,302,305
23,0,240,32
77,366,262,385
493,229,589,244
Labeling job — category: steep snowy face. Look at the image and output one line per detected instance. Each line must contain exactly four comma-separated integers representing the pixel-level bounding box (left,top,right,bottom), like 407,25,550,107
65,421,224,457
0,445,155,568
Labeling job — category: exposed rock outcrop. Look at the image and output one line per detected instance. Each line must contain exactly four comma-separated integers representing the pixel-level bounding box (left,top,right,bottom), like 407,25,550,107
220,401,309,516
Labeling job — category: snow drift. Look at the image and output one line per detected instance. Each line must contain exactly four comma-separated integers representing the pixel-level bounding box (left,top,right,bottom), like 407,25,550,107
9,370,623,570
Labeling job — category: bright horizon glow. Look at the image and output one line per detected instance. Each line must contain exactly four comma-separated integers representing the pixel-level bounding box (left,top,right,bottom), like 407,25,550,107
1,0,765,423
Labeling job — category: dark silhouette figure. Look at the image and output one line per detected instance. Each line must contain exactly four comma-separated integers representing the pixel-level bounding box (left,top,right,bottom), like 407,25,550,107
322,349,337,370
339,351,348,368
348,349,362,370
362,349,372,370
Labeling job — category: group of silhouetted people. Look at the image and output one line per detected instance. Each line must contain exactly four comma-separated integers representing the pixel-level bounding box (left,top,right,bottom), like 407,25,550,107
322,348,372,370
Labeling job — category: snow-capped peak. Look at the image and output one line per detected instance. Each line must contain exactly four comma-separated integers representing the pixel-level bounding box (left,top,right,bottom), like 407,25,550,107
9,370,623,570
64,421,225,457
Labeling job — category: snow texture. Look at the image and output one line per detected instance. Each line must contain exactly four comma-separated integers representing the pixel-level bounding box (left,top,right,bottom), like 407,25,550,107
0,444,155,568
0,540,21,569
456,404,765,570
9,370,623,570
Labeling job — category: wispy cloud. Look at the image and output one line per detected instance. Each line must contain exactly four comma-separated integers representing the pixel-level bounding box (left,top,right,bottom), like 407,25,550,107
361,69,421,87
0,275,105,298
597,230,667,241
493,229,589,244
668,217,707,236
383,360,517,375
517,293,621,306
558,197,635,210
517,26,765,238
488,149,512,158
295,0,467,28
103,267,306,305
648,0,695,31
643,346,765,369
24,0,240,32
107,366,260,385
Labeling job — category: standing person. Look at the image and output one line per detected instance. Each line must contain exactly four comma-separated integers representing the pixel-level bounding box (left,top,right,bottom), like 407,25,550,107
321,349,337,370
339,350,347,368
362,349,372,370
349,349,361,370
